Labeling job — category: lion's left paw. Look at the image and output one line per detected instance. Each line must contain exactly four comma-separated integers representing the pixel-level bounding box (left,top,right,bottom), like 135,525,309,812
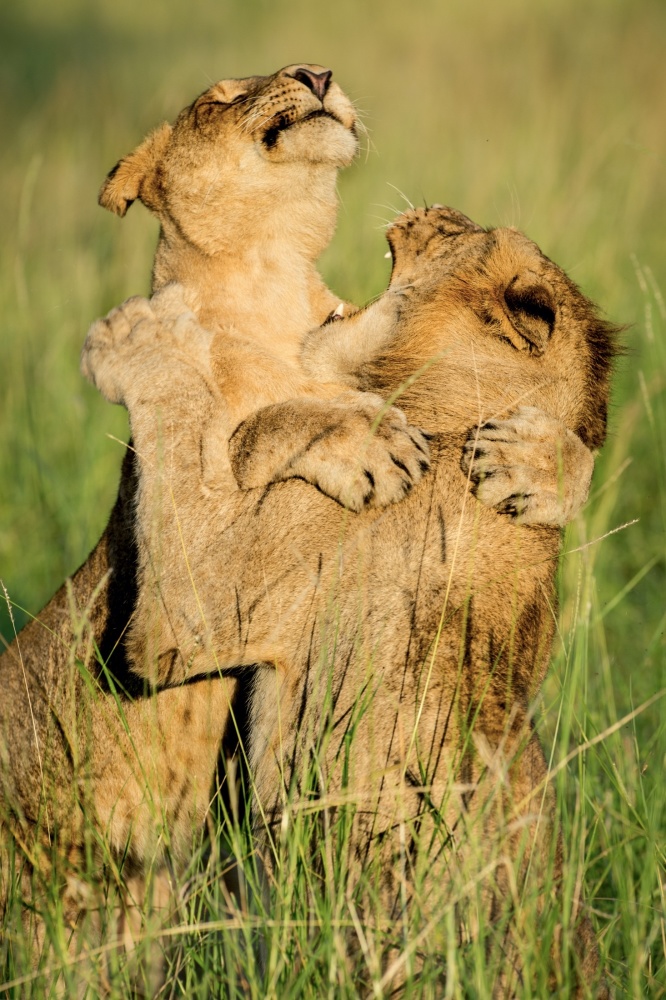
461,406,594,527
81,288,213,407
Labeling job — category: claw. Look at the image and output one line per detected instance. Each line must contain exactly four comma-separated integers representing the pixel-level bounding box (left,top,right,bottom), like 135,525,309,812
390,456,411,478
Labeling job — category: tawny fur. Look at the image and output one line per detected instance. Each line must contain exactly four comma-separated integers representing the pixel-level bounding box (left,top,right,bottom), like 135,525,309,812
82,206,615,996
1,63,422,972
1,64,601,990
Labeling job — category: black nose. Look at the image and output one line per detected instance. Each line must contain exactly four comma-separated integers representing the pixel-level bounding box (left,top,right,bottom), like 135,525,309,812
290,66,332,101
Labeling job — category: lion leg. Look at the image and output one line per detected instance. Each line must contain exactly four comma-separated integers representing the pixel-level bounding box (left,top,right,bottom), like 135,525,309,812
109,870,175,996
21,867,175,996
81,294,238,675
82,295,295,685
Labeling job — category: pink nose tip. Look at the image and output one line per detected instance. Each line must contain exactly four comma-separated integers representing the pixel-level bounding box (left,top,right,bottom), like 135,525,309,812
290,66,333,101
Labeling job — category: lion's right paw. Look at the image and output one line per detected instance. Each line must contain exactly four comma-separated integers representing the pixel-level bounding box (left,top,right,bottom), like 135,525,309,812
313,395,431,511
81,297,157,404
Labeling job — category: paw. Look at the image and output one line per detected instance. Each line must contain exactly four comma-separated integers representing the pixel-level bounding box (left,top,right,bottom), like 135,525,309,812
230,393,431,511
292,393,431,511
461,406,594,527
353,397,431,509
81,296,158,404
81,286,212,406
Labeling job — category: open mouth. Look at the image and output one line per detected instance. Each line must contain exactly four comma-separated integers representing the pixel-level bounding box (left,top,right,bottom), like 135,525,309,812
261,107,346,149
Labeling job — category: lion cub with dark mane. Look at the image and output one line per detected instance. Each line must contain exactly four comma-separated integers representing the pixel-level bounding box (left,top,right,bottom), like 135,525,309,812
84,205,615,996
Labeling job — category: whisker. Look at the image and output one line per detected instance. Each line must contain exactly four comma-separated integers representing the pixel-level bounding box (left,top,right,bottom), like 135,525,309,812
373,200,405,220
368,213,395,230
386,182,415,210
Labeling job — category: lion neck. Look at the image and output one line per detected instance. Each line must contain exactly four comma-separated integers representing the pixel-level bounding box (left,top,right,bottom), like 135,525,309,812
151,167,342,366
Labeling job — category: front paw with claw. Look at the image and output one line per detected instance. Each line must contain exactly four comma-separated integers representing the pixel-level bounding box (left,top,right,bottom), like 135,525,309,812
302,394,431,511
461,406,594,527
230,392,431,512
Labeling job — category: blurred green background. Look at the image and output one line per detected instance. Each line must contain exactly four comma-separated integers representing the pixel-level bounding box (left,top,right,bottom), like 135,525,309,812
0,0,665,991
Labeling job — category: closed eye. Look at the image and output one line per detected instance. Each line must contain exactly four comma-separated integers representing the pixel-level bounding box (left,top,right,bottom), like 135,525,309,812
194,92,247,121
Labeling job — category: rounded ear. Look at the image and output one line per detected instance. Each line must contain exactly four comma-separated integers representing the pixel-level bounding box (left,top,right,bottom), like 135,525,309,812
99,122,172,217
501,271,556,356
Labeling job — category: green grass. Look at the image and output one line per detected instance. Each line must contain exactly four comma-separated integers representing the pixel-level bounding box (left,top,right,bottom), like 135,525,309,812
1,0,665,995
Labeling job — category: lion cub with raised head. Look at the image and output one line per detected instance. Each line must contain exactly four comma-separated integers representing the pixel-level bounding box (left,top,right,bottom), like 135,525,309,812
0,64,428,976
91,63,430,515
83,63,434,682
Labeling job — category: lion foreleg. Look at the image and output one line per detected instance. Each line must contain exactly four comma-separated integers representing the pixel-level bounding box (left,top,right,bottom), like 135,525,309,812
300,292,402,383
228,391,430,511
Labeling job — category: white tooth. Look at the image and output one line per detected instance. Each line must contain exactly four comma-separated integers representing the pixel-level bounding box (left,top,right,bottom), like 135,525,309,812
384,250,392,259
333,302,345,317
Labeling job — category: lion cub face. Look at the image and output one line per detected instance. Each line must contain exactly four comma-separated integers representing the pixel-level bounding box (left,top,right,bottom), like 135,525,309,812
98,64,358,254
383,207,615,449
